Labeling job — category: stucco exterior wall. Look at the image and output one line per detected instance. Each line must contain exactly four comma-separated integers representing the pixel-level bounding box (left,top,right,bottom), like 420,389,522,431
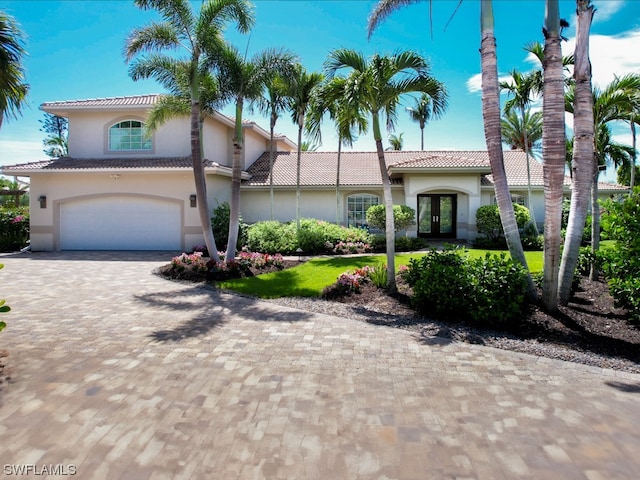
27,171,217,251
243,129,269,170
240,187,405,225
202,117,232,167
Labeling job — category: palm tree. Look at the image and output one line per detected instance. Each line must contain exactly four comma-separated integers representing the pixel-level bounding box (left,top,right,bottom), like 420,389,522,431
539,0,568,311
387,132,404,150
283,65,324,231
212,44,297,258
324,48,447,291
369,0,535,299
0,11,28,130
406,93,445,150
501,109,542,155
501,69,541,234
558,0,594,304
306,77,369,224
125,0,254,263
251,74,291,220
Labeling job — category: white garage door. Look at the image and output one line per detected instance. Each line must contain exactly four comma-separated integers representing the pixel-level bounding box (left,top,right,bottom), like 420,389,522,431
60,196,181,250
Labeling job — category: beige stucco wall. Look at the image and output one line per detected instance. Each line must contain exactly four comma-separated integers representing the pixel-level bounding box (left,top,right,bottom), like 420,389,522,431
240,187,404,225
202,117,233,167
27,171,227,251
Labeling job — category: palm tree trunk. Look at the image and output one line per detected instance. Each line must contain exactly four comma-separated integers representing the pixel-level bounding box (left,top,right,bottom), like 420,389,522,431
590,165,600,280
269,115,276,220
191,94,219,262
631,120,636,192
420,125,424,150
373,113,396,292
558,0,594,304
541,0,566,311
522,106,539,235
226,98,243,259
480,0,535,300
296,120,303,231
336,139,342,224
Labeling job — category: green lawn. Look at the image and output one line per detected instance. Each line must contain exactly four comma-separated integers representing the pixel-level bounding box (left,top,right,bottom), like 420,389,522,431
218,247,550,299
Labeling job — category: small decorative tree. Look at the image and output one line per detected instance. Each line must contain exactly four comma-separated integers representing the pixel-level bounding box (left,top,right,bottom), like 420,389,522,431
366,204,416,233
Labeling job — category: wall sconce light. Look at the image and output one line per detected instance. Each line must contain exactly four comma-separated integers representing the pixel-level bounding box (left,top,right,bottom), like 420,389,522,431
190,194,197,208
38,195,47,209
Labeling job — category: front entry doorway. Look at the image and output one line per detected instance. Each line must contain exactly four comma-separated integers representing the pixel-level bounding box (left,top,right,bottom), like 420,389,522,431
418,194,457,238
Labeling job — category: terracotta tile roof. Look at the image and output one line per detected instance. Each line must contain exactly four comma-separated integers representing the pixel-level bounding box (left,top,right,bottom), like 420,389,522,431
41,94,162,109
244,151,500,187
1,156,220,171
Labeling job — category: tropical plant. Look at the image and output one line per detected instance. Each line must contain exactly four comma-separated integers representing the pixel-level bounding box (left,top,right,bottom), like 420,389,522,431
539,0,569,311
0,263,8,333
406,93,445,150
306,76,368,224
283,65,324,231
0,11,28,130
557,0,595,304
40,113,69,158
387,132,404,150
500,69,541,234
501,109,542,154
212,43,297,258
324,48,447,291
125,0,255,263
367,0,533,298
251,73,290,220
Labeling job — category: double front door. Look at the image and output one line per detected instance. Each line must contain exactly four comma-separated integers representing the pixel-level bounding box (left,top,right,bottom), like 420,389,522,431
418,194,457,238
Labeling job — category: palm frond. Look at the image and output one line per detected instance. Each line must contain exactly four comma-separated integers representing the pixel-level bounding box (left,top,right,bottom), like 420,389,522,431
367,0,423,39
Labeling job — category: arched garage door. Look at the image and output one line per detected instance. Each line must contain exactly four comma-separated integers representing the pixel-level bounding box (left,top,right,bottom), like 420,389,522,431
60,196,181,250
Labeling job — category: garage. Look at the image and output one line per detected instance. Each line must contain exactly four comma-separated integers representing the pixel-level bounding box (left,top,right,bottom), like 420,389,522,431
59,196,182,250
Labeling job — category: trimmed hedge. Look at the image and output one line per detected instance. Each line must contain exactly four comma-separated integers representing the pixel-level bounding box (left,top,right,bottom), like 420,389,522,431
0,208,29,252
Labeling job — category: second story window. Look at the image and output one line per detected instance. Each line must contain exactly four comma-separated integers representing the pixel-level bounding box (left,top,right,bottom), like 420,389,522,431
109,120,151,151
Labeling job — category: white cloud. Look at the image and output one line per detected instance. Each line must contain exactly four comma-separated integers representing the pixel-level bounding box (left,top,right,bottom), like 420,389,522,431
466,72,513,94
592,0,626,23
0,140,43,167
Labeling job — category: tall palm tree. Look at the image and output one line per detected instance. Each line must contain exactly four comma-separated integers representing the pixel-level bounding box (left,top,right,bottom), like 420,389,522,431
212,44,297,258
558,0,594,304
501,108,542,155
125,0,254,263
306,77,369,224
406,93,445,150
251,74,291,220
0,11,28,130
324,48,448,291
540,0,567,311
387,132,404,150
283,65,324,230
369,0,535,299
501,69,541,234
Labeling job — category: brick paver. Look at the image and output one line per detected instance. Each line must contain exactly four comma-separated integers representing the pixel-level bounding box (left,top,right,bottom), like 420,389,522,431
0,251,639,479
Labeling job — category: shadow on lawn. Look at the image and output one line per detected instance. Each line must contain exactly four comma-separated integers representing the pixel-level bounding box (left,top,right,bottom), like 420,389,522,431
135,284,315,343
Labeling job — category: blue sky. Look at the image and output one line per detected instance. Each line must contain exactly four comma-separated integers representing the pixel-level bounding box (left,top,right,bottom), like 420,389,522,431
1,0,639,183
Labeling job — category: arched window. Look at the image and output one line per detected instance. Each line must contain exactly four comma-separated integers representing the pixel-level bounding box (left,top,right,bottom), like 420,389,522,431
347,193,379,228
109,120,151,151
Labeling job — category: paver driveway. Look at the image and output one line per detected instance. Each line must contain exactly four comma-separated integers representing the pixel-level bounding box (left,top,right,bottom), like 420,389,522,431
0,251,639,479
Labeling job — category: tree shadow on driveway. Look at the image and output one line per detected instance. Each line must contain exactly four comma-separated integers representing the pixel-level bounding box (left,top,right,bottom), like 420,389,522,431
134,284,315,343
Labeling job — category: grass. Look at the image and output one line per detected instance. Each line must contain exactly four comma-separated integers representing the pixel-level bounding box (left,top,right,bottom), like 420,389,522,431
218,246,554,299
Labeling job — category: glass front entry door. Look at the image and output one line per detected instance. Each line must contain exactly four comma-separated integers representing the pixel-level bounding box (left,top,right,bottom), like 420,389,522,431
418,194,457,238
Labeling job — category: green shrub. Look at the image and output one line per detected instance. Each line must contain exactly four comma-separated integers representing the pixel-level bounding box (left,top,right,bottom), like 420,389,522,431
366,204,416,232
405,248,529,327
246,221,298,254
476,203,530,243
600,189,640,322
211,201,248,252
368,261,388,289
0,207,29,252
369,234,426,253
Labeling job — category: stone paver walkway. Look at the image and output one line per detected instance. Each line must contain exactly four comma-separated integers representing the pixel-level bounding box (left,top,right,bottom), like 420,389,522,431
0,251,639,479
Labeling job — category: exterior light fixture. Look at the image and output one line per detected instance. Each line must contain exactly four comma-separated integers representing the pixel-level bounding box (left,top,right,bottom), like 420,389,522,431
110,174,121,180
190,194,197,208
38,195,47,208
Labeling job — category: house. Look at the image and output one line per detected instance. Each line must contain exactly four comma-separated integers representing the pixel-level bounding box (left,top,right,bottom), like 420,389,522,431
1,94,628,251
